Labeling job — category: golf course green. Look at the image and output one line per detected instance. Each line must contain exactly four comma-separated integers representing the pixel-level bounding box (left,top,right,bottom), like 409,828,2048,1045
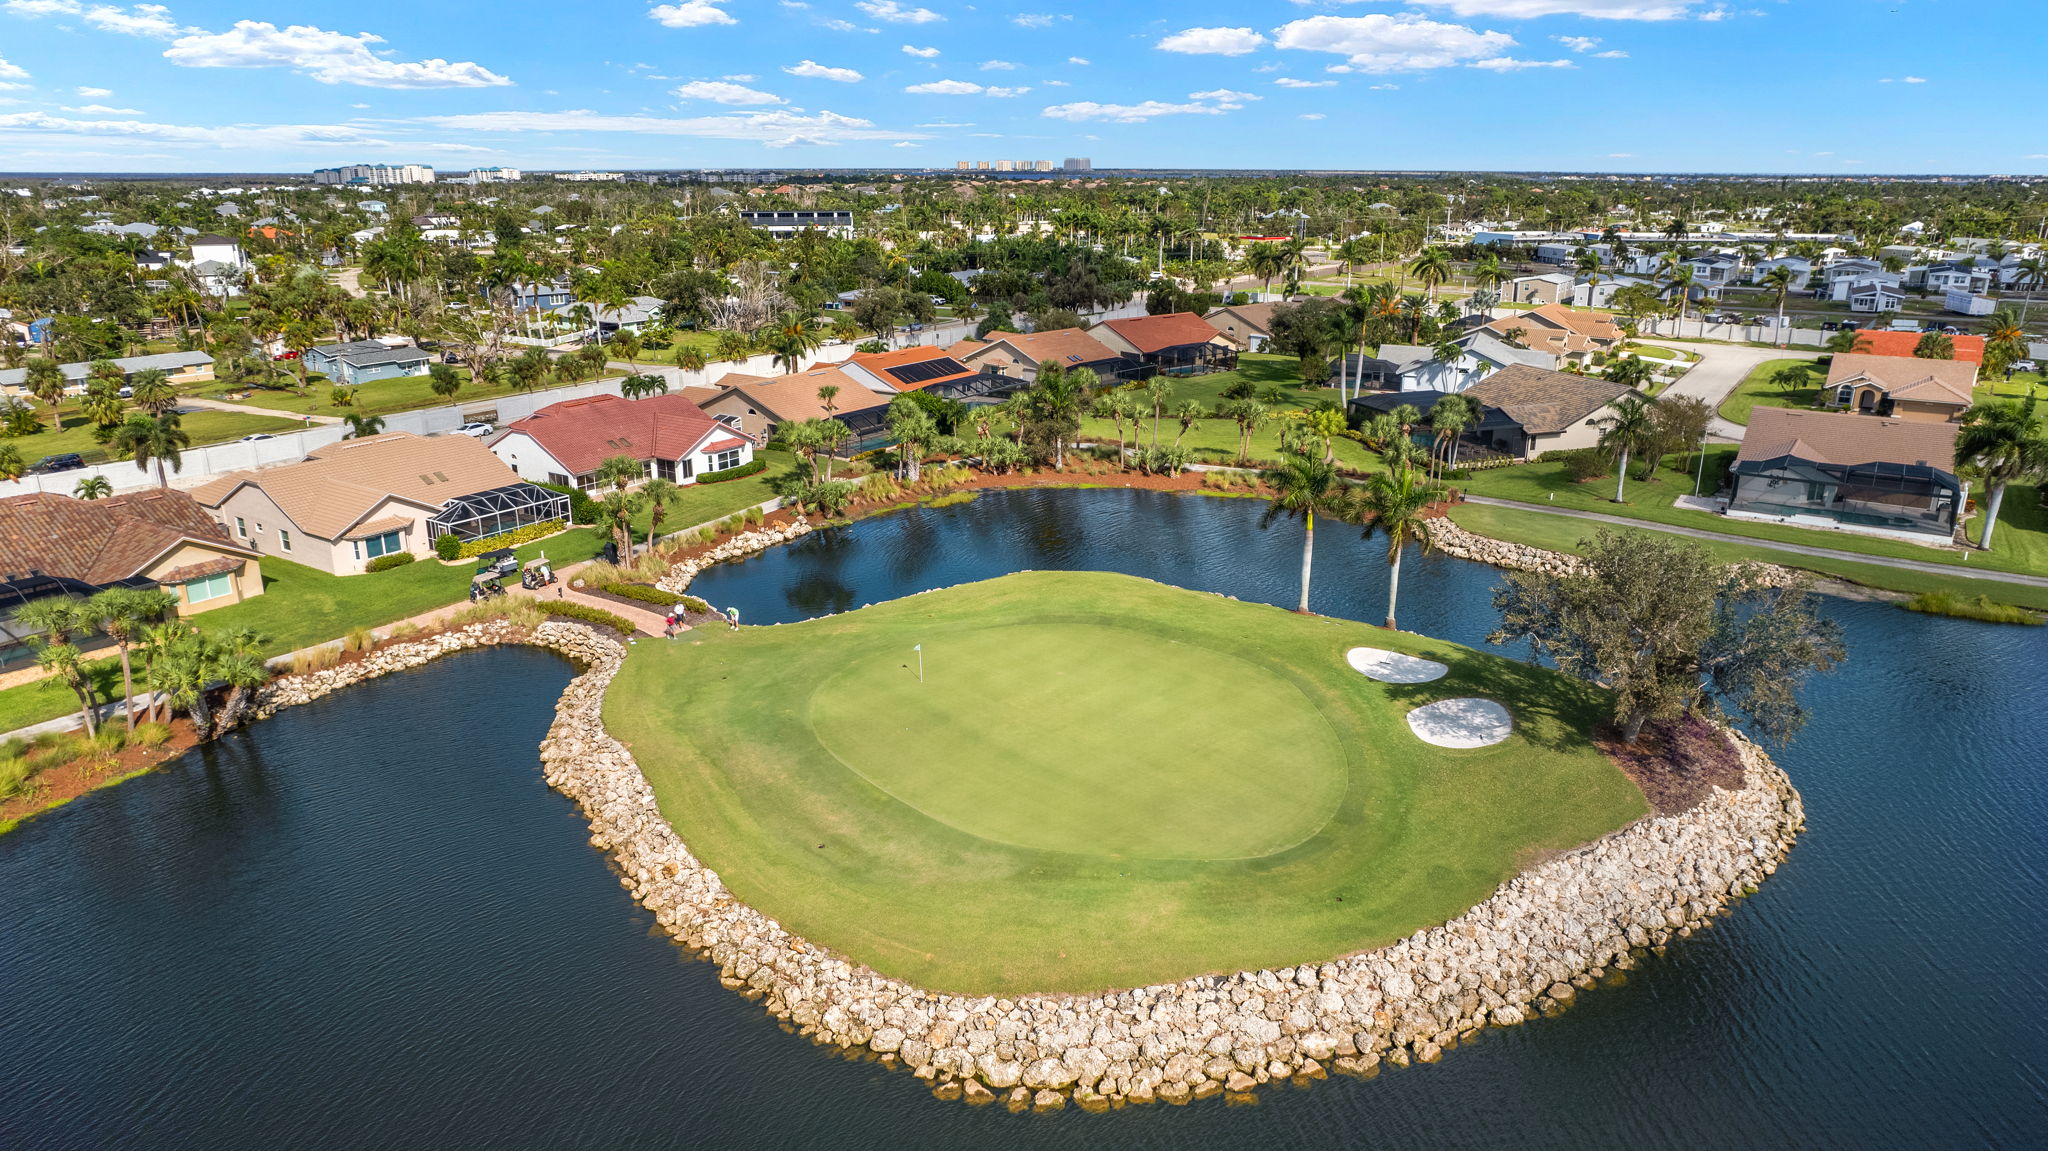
605,571,1648,995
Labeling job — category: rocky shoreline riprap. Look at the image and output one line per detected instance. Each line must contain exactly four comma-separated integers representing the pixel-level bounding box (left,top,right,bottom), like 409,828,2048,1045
248,612,1804,1112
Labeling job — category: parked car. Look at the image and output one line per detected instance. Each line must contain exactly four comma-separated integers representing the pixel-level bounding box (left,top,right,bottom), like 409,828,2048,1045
239,433,274,442
455,422,494,438
1839,320,1862,331
1940,325,1963,335
26,452,84,475
117,385,133,398
2014,359,2038,373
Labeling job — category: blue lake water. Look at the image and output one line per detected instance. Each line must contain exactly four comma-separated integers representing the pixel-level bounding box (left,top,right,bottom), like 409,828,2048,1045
4,488,2044,1149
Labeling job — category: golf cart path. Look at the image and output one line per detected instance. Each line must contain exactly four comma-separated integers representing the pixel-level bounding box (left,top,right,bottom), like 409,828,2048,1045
1460,495,2048,589
1635,339,1824,441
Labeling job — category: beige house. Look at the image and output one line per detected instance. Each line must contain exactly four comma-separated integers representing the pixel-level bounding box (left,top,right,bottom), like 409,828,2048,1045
1203,302,1279,351
0,489,263,628
697,365,891,440
1483,304,1621,365
1823,353,1976,423
1460,365,1646,460
948,328,1128,384
189,432,564,576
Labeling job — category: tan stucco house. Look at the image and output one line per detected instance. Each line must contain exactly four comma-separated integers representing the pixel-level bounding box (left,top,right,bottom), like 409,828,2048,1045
1823,353,1976,423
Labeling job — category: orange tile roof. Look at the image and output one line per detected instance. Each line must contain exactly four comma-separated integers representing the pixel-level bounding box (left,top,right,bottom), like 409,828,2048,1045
961,327,1122,368
1098,311,1226,354
1839,329,1985,364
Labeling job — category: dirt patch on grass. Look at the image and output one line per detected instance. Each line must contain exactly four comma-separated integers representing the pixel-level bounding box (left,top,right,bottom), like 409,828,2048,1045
1599,714,1747,815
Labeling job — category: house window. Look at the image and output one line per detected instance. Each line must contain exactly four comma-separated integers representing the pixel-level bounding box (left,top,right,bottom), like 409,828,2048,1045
574,472,603,492
654,459,676,481
712,449,742,472
678,457,694,479
235,516,248,538
279,529,292,552
1836,384,1855,405
184,571,235,603
353,530,403,559
546,472,570,487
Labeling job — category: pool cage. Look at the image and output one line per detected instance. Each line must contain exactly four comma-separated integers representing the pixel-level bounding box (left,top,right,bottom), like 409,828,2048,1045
1730,454,1962,536
426,483,572,541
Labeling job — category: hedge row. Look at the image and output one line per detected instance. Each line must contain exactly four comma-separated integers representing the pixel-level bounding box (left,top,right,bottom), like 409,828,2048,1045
456,519,568,559
544,601,639,636
592,581,710,613
698,458,768,485
365,552,417,573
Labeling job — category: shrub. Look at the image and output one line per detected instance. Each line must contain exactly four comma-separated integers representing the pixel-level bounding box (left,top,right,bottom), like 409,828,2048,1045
130,722,173,748
923,491,979,509
342,626,376,652
387,621,421,641
1902,592,2044,625
456,519,566,559
591,581,682,608
435,533,461,560
288,646,342,675
544,601,638,636
699,458,767,485
365,552,416,572
0,754,34,801
1557,448,1611,483
537,482,600,524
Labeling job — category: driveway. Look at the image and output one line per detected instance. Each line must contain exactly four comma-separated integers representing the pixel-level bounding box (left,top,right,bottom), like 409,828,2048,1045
180,395,342,425
1636,339,1823,441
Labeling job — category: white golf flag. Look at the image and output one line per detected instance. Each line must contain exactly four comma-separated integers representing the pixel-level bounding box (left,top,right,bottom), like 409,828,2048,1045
913,643,922,651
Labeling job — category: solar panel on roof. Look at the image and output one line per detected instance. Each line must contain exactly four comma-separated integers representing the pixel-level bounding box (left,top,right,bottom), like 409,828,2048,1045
885,357,968,385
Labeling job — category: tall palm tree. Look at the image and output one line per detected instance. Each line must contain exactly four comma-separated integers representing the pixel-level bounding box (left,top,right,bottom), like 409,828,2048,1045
1661,264,1698,337
1351,459,1446,630
80,378,127,431
87,587,175,734
1760,263,1797,346
24,355,66,430
1472,252,1508,294
1258,453,1346,614
127,367,176,416
341,411,386,439
1332,236,1372,286
1407,247,1453,302
110,412,191,488
1428,393,1479,476
640,476,680,539
1599,395,1660,502
1244,241,1284,299
1955,400,2048,550
15,597,101,736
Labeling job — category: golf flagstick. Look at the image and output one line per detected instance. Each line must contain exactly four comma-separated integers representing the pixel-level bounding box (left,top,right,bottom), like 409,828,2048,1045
914,643,923,683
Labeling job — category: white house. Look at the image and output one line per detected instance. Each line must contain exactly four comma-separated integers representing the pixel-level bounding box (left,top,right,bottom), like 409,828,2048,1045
490,393,755,491
1749,256,1812,291
181,233,250,298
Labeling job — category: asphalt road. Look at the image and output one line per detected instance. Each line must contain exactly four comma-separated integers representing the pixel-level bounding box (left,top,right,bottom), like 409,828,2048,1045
1636,339,1823,440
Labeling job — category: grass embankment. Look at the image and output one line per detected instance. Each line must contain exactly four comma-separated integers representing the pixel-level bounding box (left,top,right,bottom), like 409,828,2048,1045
1717,359,1827,426
1901,593,2044,624
0,408,307,467
0,452,795,735
605,570,1646,995
1075,353,1386,469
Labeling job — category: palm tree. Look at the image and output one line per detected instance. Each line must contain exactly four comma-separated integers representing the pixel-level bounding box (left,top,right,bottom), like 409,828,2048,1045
72,474,112,500
87,587,175,734
620,373,668,400
427,363,464,402
886,394,939,482
1145,377,1173,451
767,316,825,374
1472,252,1508,294
1351,460,1445,630
610,330,643,370
1407,247,1453,302
1258,452,1346,613
1761,264,1797,345
1024,367,1087,468
128,367,176,416
1221,398,1268,466
1427,393,1479,476
80,378,127,431
15,597,101,736
1599,395,1660,502
110,413,191,488
640,476,680,539
1092,389,1137,462
24,355,66,430
281,319,322,393
1955,400,2048,550
1332,236,1372,286
675,346,708,374
1661,264,1697,337
1244,241,1284,299
341,411,386,439
597,488,644,559
0,444,22,481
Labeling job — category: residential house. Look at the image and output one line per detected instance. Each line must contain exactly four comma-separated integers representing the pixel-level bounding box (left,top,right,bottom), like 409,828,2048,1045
0,350,214,397
737,210,854,238
1346,389,1525,463
1090,312,1236,373
302,340,432,386
1836,328,1985,363
949,328,1136,385
1482,303,1621,365
549,295,665,336
1727,407,1962,542
188,432,568,576
1909,262,1995,295
1679,252,1745,294
1572,272,1654,309
1203,302,1279,352
490,393,754,490
1458,365,1646,459
182,233,249,298
507,279,575,311
697,365,892,441
1823,353,1976,422
1505,273,1575,306
0,489,264,658
1748,256,1812,291
1353,330,1556,394
833,345,981,393
1846,280,1906,313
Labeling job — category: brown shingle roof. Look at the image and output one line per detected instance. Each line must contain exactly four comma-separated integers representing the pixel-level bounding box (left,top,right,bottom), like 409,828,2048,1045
713,365,890,425
958,328,1122,368
499,393,727,478
1204,302,1279,338
0,490,252,586
1098,311,1226,354
1484,304,1619,355
188,431,523,541
1460,365,1636,435
1825,353,1976,408
1737,407,1957,471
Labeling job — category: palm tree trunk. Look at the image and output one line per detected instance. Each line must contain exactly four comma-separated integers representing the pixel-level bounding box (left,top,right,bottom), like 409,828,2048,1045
1297,513,1315,613
1614,448,1630,502
117,642,135,734
1384,546,1403,630
1981,482,2007,549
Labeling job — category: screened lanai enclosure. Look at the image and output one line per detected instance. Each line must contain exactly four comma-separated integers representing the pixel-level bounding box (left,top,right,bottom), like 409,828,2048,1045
427,483,571,541
1728,452,1963,539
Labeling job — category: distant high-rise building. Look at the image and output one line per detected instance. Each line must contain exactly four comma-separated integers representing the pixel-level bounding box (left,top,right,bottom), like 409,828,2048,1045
993,160,1014,172
1033,160,1054,172
468,167,522,183
555,171,625,182
312,163,435,186
1063,157,1092,172
975,160,990,170
955,160,970,170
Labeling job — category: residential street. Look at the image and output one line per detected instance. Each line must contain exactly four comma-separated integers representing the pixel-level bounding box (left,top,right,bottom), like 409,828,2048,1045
1637,339,1824,440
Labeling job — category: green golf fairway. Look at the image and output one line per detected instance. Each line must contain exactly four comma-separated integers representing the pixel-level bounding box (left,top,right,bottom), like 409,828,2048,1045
605,571,1648,995
808,622,1347,859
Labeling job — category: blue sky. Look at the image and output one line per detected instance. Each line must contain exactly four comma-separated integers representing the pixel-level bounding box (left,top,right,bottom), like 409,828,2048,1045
0,1,2039,174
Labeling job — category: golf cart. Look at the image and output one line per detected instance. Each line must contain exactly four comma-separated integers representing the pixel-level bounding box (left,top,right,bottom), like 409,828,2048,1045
474,548,518,580
520,553,557,590
467,572,507,602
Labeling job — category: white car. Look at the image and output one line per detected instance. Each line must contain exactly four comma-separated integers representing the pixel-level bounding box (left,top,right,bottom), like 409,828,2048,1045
455,422,494,438
2013,359,2038,373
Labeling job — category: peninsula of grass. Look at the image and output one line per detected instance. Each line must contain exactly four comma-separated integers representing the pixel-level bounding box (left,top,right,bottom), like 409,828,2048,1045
604,570,1647,995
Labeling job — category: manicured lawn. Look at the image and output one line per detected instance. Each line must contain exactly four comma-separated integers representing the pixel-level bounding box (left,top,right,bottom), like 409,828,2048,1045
1080,353,1386,469
1447,502,2048,612
208,365,615,419
0,408,306,467
1458,451,2048,579
631,450,792,537
1974,371,2048,406
606,570,1646,994
1719,358,1827,426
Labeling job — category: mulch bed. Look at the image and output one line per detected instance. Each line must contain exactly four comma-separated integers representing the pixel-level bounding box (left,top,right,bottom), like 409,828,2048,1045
1,717,204,827
1598,714,1747,815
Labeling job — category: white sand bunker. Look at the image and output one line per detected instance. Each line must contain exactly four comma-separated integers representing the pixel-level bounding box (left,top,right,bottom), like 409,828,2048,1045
1406,698,1513,748
1346,646,1448,684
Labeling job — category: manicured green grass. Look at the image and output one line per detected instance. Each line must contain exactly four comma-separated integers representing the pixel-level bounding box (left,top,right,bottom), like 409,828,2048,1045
210,365,607,419
1447,503,2048,612
1457,452,2048,579
605,571,1647,994
632,451,791,536
0,408,306,466
1974,371,2048,406
1719,358,1827,426
1079,353,1384,468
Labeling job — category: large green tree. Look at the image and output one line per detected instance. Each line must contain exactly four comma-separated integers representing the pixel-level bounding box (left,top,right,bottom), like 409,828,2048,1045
1350,458,1445,630
1955,399,2048,550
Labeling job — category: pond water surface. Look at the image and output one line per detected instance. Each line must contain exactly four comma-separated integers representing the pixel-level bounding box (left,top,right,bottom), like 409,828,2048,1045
4,488,2044,1149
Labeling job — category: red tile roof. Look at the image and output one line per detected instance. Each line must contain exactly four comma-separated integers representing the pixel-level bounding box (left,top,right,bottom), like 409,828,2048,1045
1097,311,1225,354
0,489,253,586
1837,329,1986,364
500,393,729,477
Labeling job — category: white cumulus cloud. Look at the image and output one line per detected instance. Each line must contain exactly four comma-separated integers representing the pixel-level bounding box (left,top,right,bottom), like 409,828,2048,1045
1013,13,1067,27
75,85,112,96
1068,56,1089,65
672,79,784,104
648,1,736,27
783,59,863,81
162,21,513,88
1471,56,1575,70
1188,87,1260,103
901,44,939,57
0,55,28,80
906,79,984,94
1404,1,1700,18
1275,14,1515,73
856,1,941,23
1274,77,1336,88
1042,99,1228,123
4,2,186,38
980,59,1019,70
1156,27,1266,56
1555,35,1601,52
